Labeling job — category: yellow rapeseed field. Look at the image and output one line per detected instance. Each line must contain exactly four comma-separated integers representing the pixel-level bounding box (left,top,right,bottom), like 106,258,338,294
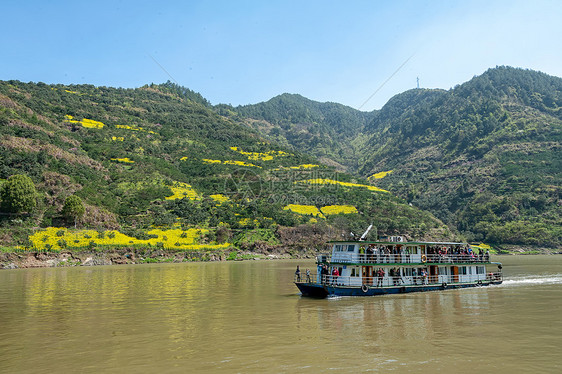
297,178,389,193
210,194,229,204
283,204,325,217
165,182,199,200
230,146,290,161
368,170,393,180
320,205,358,215
65,115,105,129
111,157,135,163
289,164,320,169
116,124,157,134
29,227,230,251
202,158,262,168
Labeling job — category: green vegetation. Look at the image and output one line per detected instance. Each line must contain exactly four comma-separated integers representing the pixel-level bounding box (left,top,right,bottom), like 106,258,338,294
230,67,561,249
0,79,449,254
62,195,85,228
0,66,559,254
0,174,37,214
222,93,373,171
360,67,561,248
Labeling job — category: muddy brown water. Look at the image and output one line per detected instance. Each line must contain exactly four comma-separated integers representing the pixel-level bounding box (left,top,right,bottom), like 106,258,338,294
1,255,561,373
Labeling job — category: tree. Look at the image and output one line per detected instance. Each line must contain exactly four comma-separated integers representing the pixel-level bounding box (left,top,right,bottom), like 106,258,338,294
62,195,85,228
0,174,37,214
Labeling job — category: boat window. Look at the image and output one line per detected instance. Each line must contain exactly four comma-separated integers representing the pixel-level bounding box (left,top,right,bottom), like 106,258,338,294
439,267,447,275
460,266,467,275
347,244,355,252
476,266,485,274
404,268,413,276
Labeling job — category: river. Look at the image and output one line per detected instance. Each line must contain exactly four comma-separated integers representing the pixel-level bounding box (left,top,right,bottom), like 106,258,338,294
0,255,561,373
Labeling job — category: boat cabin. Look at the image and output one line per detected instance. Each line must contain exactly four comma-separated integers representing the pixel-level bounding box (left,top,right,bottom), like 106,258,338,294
315,239,496,288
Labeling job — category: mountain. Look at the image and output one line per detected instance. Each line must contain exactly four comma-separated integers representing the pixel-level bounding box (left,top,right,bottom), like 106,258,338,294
360,67,561,247
0,80,450,254
218,93,374,171
228,67,561,249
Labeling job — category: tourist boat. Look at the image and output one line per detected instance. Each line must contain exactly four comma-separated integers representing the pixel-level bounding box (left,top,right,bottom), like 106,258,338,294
295,227,503,298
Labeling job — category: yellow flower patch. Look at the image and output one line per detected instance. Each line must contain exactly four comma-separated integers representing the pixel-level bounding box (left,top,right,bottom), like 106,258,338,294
116,124,157,134
368,170,393,180
230,146,290,161
320,205,358,215
65,115,105,129
202,158,261,168
297,178,389,193
29,227,230,251
111,157,134,163
283,204,324,217
179,156,188,161
112,136,124,141
165,182,199,200
289,164,320,169
223,160,261,168
210,194,229,204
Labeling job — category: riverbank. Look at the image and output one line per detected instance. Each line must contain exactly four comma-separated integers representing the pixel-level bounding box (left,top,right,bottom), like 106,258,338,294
0,246,320,270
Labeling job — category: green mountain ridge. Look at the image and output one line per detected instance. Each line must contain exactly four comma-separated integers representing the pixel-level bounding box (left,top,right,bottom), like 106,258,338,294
219,93,374,171
1,66,560,252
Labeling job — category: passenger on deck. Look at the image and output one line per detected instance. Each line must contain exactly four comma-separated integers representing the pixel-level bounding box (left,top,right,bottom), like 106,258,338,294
321,265,329,284
306,268,311,282
331,267,339,285
377,268,384,287
422,268,428,284
366,245,374,262
359,246,365,262
295,266,301,282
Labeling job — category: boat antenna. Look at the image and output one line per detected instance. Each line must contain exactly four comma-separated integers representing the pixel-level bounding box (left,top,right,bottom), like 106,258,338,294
359,225,373,241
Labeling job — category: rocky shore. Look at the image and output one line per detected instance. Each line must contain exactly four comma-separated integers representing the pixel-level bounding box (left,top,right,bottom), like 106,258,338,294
0,247,316,270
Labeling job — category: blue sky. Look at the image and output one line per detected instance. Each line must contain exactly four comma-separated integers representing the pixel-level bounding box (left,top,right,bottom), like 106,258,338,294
2,0,561,110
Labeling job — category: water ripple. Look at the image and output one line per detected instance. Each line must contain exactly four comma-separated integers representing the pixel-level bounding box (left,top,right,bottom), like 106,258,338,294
503,275,562,286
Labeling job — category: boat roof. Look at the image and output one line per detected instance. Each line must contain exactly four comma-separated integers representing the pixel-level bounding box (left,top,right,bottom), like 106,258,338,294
327,240,469,246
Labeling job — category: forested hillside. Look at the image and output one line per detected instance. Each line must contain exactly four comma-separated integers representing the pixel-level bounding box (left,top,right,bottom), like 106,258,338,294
362,67,561,248
0,81,449,256
219,93,373,171
2,66,559,254
229,67,561,249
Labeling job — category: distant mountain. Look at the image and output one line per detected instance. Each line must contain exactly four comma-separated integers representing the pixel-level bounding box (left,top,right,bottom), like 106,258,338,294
219,93,374,171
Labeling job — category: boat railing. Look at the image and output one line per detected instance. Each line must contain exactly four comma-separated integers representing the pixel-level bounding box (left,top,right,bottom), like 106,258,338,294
296,272,503,286
324,253,491,265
